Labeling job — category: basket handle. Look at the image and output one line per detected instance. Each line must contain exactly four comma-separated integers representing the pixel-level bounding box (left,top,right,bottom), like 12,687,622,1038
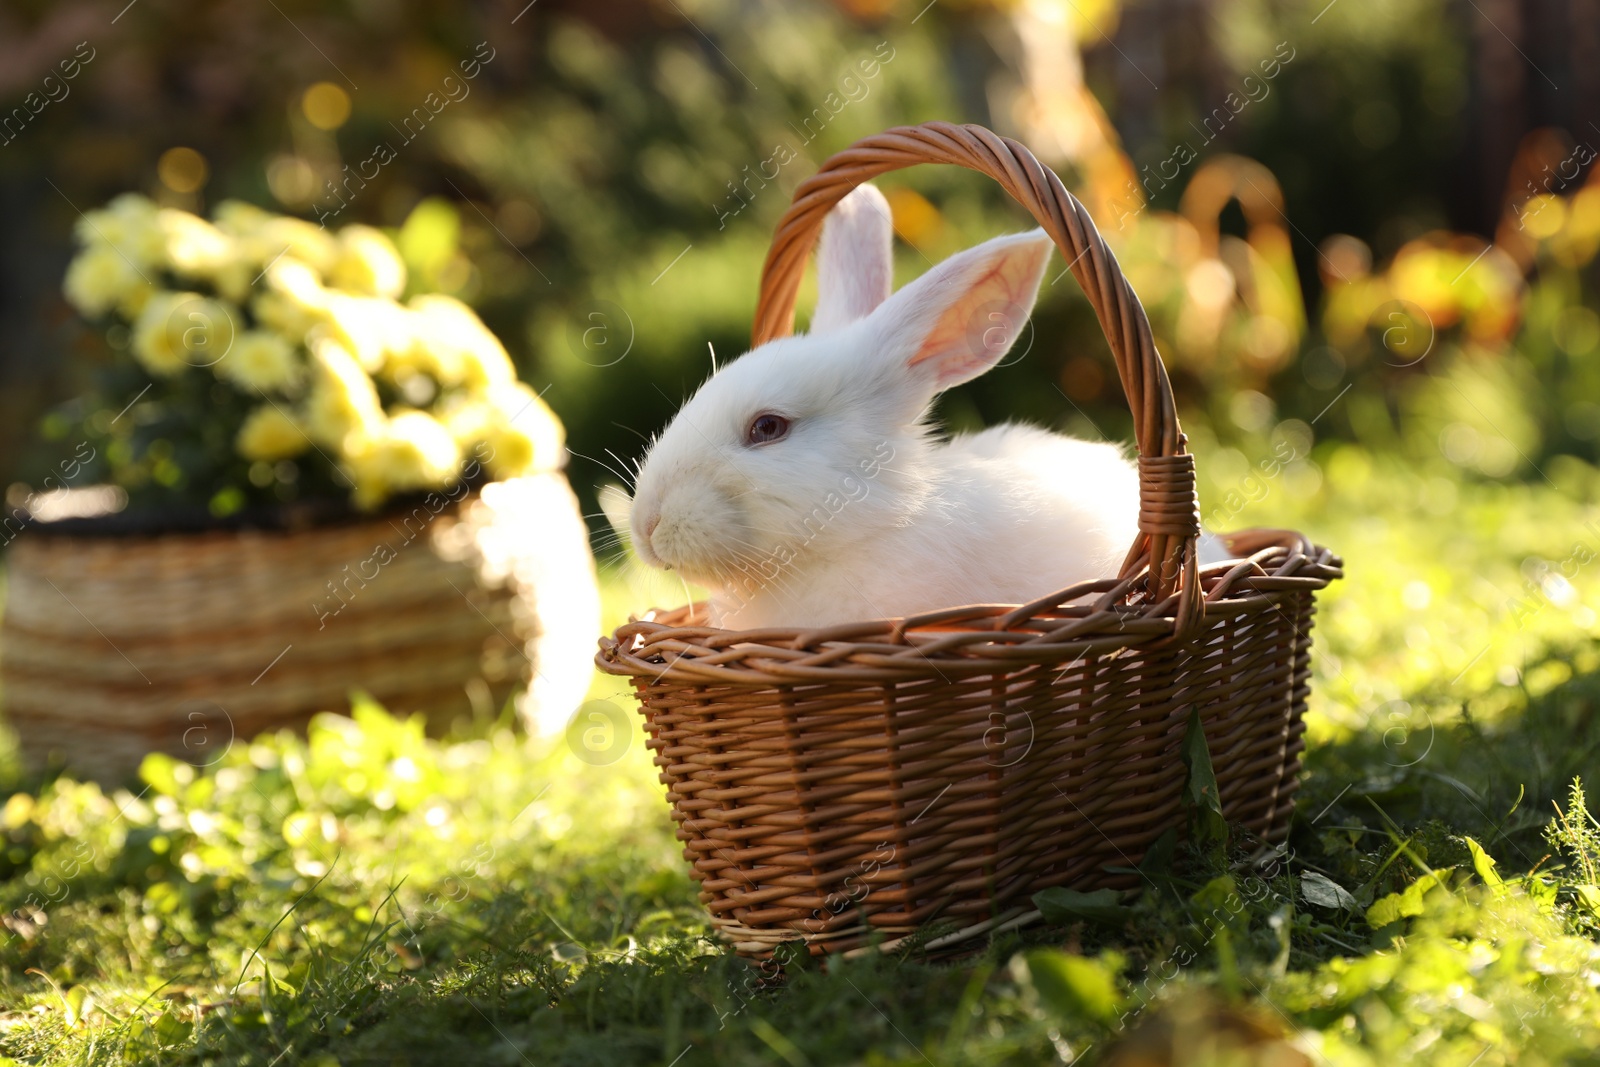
752,121,1201,626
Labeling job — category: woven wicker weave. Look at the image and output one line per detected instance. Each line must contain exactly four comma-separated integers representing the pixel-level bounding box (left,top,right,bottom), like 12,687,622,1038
597,122,1341,960
3,472,599,780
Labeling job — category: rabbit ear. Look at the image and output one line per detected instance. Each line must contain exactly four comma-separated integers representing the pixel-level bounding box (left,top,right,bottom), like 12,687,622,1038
810,183,894,334
870,228,1054,396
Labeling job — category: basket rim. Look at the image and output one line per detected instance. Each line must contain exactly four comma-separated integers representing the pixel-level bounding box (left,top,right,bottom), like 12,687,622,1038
3,466,566,543
597,526,1341,685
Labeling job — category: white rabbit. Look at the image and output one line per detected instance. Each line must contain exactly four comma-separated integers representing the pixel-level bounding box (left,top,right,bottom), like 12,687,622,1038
622,183,1225,630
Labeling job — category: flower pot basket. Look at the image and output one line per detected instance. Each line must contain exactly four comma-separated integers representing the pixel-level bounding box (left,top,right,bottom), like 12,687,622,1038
2,471,599,780
597,122,1342,961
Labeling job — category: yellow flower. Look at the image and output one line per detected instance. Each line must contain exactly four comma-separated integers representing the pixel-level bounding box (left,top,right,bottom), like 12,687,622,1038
481,422,539,480
256,259,332,338
253,292,310,339
130,292,237,377
480,382,565,479
321,293,410,372
345,410,461,508
62,242,151,318
408,294,515,388
228,214,340,277
130,293,191,376
435,393,495,447
236,404,310,462
388,410,461,484
265,257,328,306
212,199,274,236
303,336,384,451
404,298,471,384
217,200,340,285
216,330,302,393
75,193,165,267
213,259,257,303
486,380,554,424
158,208,234,278
118,281,158,318
330,225,407,298
462,334,517,392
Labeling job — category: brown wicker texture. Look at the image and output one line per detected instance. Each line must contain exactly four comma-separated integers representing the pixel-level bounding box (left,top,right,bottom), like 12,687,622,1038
597,122,1341,960
3,472,600,780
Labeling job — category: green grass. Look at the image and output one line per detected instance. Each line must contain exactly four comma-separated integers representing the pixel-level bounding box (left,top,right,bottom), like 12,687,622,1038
2,443,1599,1066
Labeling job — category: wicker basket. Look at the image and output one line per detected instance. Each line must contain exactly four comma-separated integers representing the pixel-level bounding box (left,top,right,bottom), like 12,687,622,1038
2,472,600,780
597,122,1341,960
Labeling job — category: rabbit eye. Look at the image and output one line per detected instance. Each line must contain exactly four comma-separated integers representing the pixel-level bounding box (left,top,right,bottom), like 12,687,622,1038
745,413,790,445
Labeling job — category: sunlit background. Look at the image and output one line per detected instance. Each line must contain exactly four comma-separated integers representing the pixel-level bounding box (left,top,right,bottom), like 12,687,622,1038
2,1,1600,1063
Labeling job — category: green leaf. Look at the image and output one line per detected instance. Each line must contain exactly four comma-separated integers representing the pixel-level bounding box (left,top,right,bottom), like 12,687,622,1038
153,1008,193,1045
1010,949,1124,1026
1033,887,1132,927
266,961,299,997
138,752,186,797
1573,884,1600,918
1181,707,1228,846
62,985,89,1028
397,197,461,282
1190,875,1249,931
1138,827,1178,877
1463,837,1505,895
1300,871,1358,910
1521,873,1559,910
748,1017,809,1067
1365,871,1447,928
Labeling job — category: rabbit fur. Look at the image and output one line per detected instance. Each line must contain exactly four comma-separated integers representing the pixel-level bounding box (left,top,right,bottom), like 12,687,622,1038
621,182,1225,629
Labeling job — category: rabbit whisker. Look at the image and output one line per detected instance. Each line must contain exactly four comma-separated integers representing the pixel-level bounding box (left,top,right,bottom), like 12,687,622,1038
604,447,639,490
568,447,636,488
